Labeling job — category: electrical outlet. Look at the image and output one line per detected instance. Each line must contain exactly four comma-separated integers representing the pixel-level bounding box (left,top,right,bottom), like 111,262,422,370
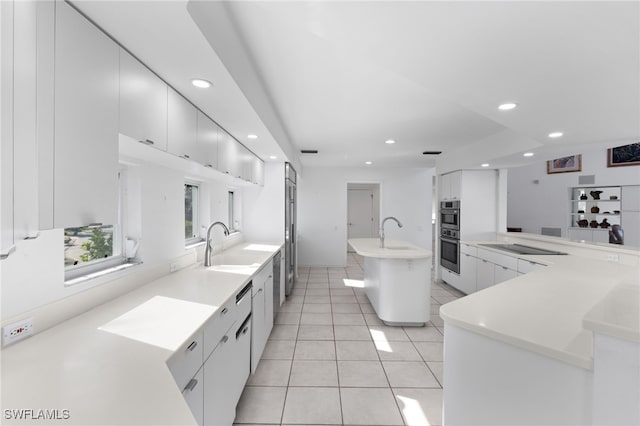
2,318,34,346
170,263,179,273
607,254,620,263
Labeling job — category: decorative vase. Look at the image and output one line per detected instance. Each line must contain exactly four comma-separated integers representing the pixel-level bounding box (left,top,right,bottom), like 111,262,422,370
576,219,588,228
609,195,618,200
590,220,599,228
579,194,588,200
599,219,610,228
591,206,600,213
577,210,585,213
590,190,603,200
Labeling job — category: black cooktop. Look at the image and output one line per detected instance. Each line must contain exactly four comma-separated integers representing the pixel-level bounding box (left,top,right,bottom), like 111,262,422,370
479,243,567,256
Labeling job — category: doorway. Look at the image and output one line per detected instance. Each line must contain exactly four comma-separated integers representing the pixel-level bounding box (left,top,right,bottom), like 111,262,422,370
347,183,380,252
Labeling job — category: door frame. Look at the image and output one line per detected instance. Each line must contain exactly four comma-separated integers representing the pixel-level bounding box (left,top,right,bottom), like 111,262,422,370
346,182,381,252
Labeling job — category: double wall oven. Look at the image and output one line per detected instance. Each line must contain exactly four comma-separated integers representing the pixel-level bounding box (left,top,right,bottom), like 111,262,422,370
440,200,460,273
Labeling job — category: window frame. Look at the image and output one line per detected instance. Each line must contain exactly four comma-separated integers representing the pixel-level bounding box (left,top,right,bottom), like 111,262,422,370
228,190,235,232
185,181,203,246
64,169,126,283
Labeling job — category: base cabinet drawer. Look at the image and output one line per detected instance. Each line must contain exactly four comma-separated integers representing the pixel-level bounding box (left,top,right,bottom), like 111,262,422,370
204,322,238,426
494,264,518,284
441,267,461,289
167,330,204,391
476,258,495,291
517,259,546,274
182,368,204,426
458,253,477,294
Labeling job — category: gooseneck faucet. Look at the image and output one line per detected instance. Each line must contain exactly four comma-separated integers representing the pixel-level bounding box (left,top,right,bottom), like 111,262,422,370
204,221,230,267
380,216,403,248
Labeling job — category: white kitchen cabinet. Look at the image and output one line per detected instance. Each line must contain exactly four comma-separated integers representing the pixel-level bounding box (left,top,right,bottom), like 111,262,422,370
441,267,461,289
621,185,640,211
517,259,546,274
182,368,204,426
217,130,241,177
476,258,495,291
54,1,119,229
251,259,273,372
252,156,265,186
203,323,237,426
494,264,518,284
167,88,197,160
231,315,252,404
119,49,168,150
458,253,477,294
238,145,252,182
196,111,218,168
1,0,15,255
439,171,461,201
167,331,204,391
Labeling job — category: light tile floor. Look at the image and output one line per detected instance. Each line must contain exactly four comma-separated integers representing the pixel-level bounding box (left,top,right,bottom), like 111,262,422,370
235,253,464,426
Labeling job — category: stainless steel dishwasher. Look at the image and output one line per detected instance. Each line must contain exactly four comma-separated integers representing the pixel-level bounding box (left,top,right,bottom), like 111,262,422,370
273,250,281,319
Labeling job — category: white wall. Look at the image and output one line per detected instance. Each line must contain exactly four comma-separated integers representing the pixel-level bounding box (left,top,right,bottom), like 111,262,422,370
298,167,434,267
507,147,640,238
242,162,285,244
1,160,242,322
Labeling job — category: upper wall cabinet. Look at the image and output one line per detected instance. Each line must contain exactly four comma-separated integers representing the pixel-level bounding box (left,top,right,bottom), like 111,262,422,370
167,88,197,160
196,111,218,169
440,171,461,201
252,156,265,186
54,1,119,228
217,130,241,177
119,49,168,150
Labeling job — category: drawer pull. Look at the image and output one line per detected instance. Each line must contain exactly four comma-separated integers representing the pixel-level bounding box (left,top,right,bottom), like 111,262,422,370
221,307,229,315
257,288,263,294
184,378,198,392
242,327,249,335
139,139,155,145
268,275,273,279
186,341,198,352
502,266,508,270
221,335,229,344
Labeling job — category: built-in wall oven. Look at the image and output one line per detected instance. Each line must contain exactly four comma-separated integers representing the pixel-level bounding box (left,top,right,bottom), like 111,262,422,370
440,201,460,273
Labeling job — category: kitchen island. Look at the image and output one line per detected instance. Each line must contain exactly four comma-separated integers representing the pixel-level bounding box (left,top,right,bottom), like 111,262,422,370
348,238,432,326
440,233,640,426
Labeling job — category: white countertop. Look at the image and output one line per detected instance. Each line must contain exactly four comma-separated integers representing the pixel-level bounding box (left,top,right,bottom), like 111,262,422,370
348,238,432,259
0,242,282,425
440,238,640,369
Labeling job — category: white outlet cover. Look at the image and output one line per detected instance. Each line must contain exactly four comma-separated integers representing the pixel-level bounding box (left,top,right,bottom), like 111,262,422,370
2,317,34,346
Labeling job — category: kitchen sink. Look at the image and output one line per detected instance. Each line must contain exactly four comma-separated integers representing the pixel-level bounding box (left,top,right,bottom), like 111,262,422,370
479,243,567,256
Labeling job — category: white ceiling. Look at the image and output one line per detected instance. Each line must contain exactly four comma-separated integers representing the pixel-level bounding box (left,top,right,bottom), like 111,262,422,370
74,1,639,172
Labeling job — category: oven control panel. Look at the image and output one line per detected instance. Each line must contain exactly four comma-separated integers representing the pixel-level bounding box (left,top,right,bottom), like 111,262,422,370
441,228,459,239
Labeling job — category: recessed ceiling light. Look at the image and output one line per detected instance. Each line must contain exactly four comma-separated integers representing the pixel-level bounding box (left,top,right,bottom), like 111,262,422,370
365,161,372,165
481,163,490,167
385,139,396,144
247,134,258,139
548,132,564,138
523,152,534,157
269,155,277,160
498,103,517,111
191,79,212,88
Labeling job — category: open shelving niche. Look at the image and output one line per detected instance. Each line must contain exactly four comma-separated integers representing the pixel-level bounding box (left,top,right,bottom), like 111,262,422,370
569,186,621,238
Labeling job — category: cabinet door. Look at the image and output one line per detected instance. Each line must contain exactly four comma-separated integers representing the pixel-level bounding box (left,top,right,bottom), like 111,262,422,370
252,156,265,186
54,1,119,228
203,328,237,426
620,211,639,247
458,253,477,294
449,171,461,200
217,130,240,177
622,186,640,211
182,368,204,426
494,265,517,285
1,0,14,253
167,88,197,160
119,49,168,150
251,280,266,372
196,111,218,168
232,317,251,403
439,174,451,200
476,259,495,291
239,145,253,182
263,264,274,345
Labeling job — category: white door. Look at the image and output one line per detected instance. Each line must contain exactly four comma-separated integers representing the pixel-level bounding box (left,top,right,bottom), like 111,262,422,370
348,189,375,239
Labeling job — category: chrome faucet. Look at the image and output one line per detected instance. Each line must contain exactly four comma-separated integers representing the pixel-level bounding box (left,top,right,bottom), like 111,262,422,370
204,221,230,267
380,216,403,248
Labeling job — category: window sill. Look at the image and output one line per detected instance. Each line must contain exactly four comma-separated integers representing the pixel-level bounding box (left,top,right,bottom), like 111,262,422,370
64,261,143,287
185,240,206,250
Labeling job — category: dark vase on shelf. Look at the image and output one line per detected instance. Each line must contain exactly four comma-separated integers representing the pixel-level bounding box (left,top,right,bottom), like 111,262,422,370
576,219,589,228
579,194,588,200
590,220,599,228
577,210,585,213
600,219,610,228
590,190,603,200
591,206,600,213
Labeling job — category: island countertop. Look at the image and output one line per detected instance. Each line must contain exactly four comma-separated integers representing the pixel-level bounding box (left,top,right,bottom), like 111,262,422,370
348,238,432,259
440,234,639,370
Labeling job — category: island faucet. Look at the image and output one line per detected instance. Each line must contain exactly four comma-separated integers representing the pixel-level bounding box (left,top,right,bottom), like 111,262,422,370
204,221,230,267
380,216,403,248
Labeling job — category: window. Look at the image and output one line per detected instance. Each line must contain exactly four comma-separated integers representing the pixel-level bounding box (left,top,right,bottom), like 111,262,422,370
64,171,125,281
228,191,235,231
185,183,201,244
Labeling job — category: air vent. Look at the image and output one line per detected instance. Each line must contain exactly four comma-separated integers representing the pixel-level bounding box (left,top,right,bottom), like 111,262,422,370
422,151,442,155
578,175,595,185
301,149,318,154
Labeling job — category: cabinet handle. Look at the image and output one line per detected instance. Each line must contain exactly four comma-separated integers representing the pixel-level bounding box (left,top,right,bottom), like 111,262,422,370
268,275,273,279
24,232,40,240
184,378,198,392
482,260,488,263
464,254,470,257
221,335,229,344
221,307,229,315
138,139,155,145
180,154,190,159
257,288,263,294
205,164,213,168
186,341,198,352
502,266,508,270
242,327,249,335
0,245,16,260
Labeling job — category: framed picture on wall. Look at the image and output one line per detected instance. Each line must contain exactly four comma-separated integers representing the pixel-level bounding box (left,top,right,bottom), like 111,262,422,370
607,142,640,167
546,154,582,174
